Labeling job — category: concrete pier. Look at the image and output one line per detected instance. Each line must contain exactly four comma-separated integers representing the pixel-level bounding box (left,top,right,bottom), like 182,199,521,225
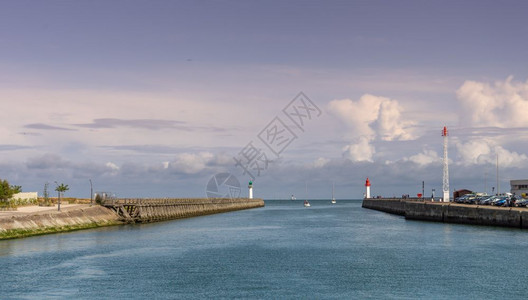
103,198,265,223
363,198,528,229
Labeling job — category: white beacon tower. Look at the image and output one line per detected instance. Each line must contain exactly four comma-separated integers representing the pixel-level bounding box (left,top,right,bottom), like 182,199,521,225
248,180,253,199
442,126,450,202
365,177,371,199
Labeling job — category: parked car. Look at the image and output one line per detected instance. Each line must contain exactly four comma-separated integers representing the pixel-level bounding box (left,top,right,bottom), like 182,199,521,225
515,198,528,207
455,194,471,203
464,194,478,204
492,197,508,206
479,195,496,205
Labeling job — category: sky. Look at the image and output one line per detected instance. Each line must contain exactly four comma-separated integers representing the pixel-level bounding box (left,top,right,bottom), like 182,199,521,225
2,0,528,199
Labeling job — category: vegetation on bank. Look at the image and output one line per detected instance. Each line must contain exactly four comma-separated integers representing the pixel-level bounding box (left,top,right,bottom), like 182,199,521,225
0,179,27,209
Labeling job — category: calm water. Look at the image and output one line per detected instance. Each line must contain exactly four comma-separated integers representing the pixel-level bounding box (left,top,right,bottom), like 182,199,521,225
1,200,528,299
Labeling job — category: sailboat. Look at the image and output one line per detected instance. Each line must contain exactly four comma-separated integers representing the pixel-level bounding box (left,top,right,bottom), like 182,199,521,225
331,182,336,204
291,194,296,201
304,182,310,207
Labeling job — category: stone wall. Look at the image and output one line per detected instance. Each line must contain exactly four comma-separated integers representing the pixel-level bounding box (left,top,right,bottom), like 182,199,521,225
363,198,527,229
0,206,122,239
105,198,265,223
362,198,405,215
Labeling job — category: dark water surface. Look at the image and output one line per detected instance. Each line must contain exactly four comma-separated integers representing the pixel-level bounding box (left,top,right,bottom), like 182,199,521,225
1,200,527,299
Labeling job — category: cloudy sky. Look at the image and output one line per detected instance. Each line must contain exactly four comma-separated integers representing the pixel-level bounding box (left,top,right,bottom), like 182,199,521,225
2,0,528,199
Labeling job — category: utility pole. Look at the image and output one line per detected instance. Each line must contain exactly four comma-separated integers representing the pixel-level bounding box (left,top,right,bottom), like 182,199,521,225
496,153,500,196
54,181,60,211
89,179,93,206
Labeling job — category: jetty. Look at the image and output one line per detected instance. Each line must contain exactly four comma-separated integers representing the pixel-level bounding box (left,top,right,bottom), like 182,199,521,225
1,198,264,239
363,198,528,229
102,198,264,223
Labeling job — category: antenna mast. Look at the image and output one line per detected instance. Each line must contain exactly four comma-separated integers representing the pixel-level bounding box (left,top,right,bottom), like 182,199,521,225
442,126,450,202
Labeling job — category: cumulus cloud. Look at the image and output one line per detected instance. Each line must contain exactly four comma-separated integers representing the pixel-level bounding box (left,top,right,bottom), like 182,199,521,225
372,99,414,141
456,76,528,127
312,157,330,168
403,149,441,166
167,152,233,174
329,94,414,141
328,94,414,162
342,136,375,162
455,139,528,168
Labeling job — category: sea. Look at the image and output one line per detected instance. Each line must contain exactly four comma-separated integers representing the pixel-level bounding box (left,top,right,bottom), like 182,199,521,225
1,200,527,299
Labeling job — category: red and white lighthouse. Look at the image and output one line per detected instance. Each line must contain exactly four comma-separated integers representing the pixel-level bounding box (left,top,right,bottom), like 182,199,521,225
365,178,371,199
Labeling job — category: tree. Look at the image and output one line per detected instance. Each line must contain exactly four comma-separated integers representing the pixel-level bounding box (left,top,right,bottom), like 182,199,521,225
0,179,17,202
55,183,69,211
11,185,22,193
43,182,51,206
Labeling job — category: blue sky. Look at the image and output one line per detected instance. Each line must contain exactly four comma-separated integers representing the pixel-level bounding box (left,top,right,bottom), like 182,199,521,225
2,1,528,199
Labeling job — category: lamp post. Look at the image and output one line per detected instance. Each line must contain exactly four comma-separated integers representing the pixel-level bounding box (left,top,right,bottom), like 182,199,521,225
89,179,93,206
54,181,60,211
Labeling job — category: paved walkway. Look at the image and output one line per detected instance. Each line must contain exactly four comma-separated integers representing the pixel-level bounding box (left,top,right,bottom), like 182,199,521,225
0,204,91,219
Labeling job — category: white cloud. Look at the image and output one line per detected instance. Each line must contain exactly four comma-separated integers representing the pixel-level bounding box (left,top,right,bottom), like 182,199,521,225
328,94,414,141
105,162,120,170
456,76,528,127
404,149,441,166
312,157,330,168
343,136,375,162
455,139,528,168
372,99,414,141
329,94,414,162
168,152,223,174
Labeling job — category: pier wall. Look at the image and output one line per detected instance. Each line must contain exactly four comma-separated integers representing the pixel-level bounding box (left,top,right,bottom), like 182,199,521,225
103,198,265,223
361,198,405,215
363,198,527,229
1,198,264,239
0,205,122,239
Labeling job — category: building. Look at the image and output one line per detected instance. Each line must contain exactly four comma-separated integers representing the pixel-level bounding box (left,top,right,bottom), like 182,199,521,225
510,179,528,197
453,189,472,199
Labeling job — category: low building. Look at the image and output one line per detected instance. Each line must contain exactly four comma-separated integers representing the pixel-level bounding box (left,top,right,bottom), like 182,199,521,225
12,192,38,200
510,179,528,197
453,189,472,199
11,192,39,205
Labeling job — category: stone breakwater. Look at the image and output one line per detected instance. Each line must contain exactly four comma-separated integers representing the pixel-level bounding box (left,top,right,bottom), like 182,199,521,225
0,205,122,240
0,198,265,240
103,198,265,223
363,198,528,229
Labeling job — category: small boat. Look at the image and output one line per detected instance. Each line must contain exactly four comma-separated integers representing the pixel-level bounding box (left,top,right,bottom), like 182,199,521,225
331,182,336,204
291,194,296,201
303,182,310,207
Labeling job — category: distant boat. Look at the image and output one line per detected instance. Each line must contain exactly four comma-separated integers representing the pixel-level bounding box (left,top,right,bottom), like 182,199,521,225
291,194,296,201
331,182,336,204
304,182,310,207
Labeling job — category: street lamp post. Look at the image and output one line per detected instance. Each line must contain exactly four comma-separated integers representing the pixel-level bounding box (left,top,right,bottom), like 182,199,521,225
54,181,60,211
89,179,93,206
